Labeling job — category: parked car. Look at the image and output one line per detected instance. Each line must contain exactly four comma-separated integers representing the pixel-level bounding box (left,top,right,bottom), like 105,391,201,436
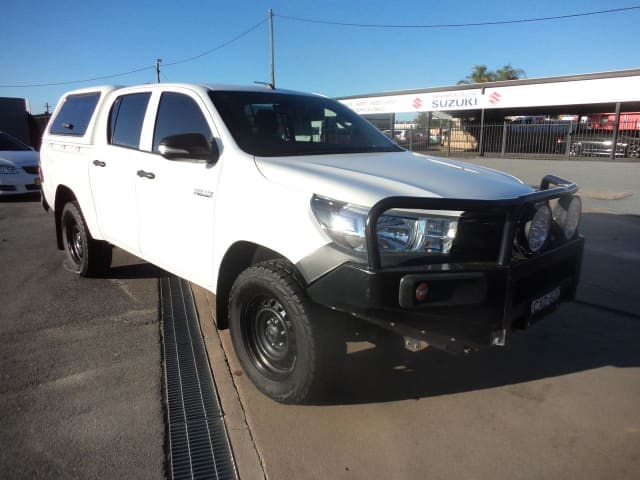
556,131,640,157
40,83,584,404
0,132,40,195
393,128,440,146
393,129,414,143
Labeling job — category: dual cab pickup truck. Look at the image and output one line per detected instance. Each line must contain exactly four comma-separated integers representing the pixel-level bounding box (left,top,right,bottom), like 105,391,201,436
40,83,584,403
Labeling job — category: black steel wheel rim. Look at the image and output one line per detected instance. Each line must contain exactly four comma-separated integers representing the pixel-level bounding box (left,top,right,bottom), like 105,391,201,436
65,218,84,265
242,295,296,379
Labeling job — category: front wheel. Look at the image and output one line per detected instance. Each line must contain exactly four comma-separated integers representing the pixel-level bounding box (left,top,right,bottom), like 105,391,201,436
61,202,112,277
228,260,339,404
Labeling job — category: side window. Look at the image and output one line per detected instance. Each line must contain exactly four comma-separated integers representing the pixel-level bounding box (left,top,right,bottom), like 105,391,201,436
108,93,151,149
49,92,101,136
153,93,213,153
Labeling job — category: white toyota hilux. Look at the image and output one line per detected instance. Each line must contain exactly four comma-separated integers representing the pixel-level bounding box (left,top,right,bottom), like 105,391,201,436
40,83,584,403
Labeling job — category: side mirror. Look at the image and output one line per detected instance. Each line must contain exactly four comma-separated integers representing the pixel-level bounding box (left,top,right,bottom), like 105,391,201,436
158,133,219,164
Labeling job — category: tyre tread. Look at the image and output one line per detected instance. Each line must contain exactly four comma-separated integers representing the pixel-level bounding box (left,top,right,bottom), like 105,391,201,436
61,201,112,277
228,259,330,404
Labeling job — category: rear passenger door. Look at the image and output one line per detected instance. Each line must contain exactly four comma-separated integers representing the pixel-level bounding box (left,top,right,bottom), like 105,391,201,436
89,91,151,253
135,89,221,286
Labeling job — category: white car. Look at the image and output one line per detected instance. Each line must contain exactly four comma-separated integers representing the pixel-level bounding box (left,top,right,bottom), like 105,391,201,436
0,132,40,195
40,83,584,404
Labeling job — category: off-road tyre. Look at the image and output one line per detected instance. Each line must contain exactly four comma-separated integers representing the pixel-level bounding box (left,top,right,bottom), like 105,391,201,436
61,201,112,277
228,259,341,404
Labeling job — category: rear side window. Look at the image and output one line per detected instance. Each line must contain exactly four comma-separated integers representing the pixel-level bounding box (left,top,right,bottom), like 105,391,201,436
49,92,101,136
108,93,152,149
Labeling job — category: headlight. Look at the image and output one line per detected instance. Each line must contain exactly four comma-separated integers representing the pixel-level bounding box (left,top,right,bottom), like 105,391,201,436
525,204,552,253
0,165,19,174
553,195,582,240
311,195,458,254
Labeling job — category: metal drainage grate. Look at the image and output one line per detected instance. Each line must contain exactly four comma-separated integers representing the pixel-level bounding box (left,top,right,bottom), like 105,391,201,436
161,276,238,480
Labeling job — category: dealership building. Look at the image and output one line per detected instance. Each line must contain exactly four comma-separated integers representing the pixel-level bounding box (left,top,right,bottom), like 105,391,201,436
338,69,640,159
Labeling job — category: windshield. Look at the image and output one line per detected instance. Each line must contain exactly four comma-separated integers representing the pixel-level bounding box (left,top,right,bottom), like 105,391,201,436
209,90,401,157
0,132,31,151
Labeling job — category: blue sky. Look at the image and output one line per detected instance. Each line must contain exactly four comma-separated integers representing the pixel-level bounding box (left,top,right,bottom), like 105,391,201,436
2,0,639,114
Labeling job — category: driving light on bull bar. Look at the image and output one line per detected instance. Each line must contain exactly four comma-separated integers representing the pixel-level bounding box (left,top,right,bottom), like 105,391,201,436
553,195,582,240
525,204,552,253
311,195,459,254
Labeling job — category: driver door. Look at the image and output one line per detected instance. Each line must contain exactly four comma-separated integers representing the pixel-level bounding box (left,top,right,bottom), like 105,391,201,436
135,89,222,286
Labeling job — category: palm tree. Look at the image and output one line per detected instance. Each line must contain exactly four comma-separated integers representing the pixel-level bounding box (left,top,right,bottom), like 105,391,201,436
458,64,525,84
458,65,494,84
494,64,526,81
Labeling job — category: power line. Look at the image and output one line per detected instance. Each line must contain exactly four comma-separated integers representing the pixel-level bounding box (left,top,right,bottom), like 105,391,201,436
164,19,266,67
0,65,155,88
0,18,267,88
275,5,640,29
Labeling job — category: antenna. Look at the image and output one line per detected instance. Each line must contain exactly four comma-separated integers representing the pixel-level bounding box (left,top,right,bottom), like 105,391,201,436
156,59,162,83
269,9,275,88
254,81,275,90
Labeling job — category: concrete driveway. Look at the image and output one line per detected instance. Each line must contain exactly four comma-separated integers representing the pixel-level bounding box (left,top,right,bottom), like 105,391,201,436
193,157,640,480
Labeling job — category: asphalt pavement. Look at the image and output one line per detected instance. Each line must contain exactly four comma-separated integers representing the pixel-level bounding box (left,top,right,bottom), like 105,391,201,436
0,195,165,479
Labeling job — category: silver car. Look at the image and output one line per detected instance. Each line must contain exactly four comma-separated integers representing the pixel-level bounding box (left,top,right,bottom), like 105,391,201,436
0,132,40,195
556,131,640,158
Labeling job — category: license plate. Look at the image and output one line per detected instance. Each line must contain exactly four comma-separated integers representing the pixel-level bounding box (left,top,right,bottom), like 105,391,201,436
530,287,561,316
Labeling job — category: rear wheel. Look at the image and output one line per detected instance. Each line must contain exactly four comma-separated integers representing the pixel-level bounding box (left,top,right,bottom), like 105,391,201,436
61,202,112,277
229,260,340,404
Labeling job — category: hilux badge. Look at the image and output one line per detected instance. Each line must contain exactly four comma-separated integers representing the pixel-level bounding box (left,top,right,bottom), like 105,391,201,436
193,188,213,198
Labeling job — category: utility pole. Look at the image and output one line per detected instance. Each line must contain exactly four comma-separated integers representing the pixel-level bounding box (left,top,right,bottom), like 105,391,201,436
269,9,275,88
156,59,162,83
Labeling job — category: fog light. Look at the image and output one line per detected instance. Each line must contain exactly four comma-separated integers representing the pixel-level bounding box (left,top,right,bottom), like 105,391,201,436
554,195,582,240
525,204,552,253
415,282,430,302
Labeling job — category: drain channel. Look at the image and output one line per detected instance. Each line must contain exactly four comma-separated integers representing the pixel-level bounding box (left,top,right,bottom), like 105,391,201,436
161,276,238,480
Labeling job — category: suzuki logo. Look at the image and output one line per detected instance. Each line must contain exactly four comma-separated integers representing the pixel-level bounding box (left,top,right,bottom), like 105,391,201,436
489,92,502,105
413,98,422,109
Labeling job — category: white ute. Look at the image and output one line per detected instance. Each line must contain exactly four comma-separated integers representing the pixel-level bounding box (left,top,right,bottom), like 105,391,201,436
40,83,585,403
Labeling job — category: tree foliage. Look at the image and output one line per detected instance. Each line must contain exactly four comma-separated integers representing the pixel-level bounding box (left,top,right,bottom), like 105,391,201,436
458,64,525,84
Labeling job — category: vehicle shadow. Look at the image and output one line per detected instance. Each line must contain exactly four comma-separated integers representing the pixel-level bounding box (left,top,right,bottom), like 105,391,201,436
314,303,640,406
103,248,167,280
103,263,166,280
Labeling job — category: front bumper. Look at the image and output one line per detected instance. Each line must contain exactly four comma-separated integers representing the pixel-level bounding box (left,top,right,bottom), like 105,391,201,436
306,174,585,353
307,236,583,353
0,173,41,195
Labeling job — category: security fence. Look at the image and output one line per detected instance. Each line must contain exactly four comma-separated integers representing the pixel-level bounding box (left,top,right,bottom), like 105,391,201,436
391,120,640,160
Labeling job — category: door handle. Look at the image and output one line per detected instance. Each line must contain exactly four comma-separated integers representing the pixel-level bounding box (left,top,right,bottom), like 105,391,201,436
137,170,156,180
92,160,106,167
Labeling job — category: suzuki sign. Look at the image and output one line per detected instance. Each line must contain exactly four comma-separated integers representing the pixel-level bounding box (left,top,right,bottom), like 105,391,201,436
339,73,640,114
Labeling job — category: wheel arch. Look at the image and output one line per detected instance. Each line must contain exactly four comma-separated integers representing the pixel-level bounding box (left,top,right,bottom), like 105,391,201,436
215,241,293,330
54,185,78,250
